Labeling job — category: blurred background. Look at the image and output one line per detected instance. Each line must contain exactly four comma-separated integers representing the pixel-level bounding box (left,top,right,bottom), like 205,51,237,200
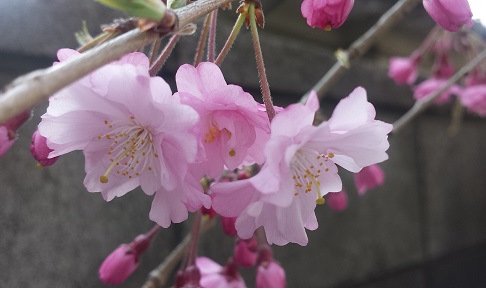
1,0,486,287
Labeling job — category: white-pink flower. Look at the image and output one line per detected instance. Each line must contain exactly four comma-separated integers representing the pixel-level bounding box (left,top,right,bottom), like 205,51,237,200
212,87,392,246
39,49,207,227
196,257,246,288
175,62,270,178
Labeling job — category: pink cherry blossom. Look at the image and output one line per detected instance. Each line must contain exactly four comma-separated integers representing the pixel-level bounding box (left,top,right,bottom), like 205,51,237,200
39,49,206,227
458,85,486,116
326,190,348,212
413,78,460,104
212,88,392,245
0,110,31,158
256,261,286,288
233,238,258,268
388,56,419,85
301,0,354,31
175,62,270,178
196,257,246,288
30,130,58,167
423,0,473,32
354,164,385,195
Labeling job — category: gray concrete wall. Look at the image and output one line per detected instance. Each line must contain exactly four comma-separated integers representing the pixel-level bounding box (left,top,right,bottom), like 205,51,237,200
1,0,486,287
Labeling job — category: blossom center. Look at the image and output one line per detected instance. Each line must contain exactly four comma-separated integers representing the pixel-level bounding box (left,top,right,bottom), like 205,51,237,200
98,117,158,183
203,122,235,157
290,148,334,204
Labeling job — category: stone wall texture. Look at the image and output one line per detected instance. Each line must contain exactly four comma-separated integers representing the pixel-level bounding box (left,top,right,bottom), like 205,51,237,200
1,0,486,287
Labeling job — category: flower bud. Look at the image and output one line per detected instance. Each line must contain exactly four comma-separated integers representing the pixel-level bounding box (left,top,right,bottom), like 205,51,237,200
423,0,473,32
458,85,486,116
221,216,238,237
326,190,348,212
354,164,385,196
256,245,286,288
30,130,58,167
97,0,167,22
0,110,31,158
233,238,257,268
301,0,354,31
388,56,420,85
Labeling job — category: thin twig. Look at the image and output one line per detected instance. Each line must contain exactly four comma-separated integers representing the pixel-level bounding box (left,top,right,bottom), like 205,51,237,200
392,48,486,134
215,12,246,66
194,14,212,66
149,35,181,76
302,0,421,102
0,0,236,123
207,9,218,62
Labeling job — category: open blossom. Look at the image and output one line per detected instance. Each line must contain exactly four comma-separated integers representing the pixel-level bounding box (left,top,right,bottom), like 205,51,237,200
388,56,419,85
413,78,460,104
458,85,486,116
423,0,473,32
301,0,354,31
39,49,208,227
212,87,392,246
175,62,270,178
196,257,246,288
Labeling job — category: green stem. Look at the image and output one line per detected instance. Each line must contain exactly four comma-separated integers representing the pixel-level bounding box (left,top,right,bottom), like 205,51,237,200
215,12,246,66
249,3,275,122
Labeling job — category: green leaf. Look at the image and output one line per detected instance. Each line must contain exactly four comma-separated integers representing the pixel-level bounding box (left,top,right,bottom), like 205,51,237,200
97,0,166,22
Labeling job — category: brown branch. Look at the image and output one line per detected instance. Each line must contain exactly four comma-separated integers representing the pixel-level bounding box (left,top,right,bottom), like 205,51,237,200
392,48,486,134
0,0,235,123
302,0,421,102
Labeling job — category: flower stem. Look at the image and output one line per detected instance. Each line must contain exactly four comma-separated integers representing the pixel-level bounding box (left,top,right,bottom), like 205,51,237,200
392,47,486,134
149,39,162,65
207,9,219,62
215,12,246,66
249,3,275,122
194,13,212,66
185,211,203,268
149,35,181,76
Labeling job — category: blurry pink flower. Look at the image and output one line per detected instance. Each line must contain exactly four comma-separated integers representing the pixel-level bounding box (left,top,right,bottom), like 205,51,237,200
234,238,258,268
175,62,270,178
458,85,486,116
326,190,348,212
354,164,385,195
256,261,286,288
423,0,473,32
0,110,31,158
196,257,246,288
212,88,392,245
99,228,157,285
221,216,238,236
388,56,419,85
301,0,354,31
30,130,58,167
413,78,460,104
39,49,205,227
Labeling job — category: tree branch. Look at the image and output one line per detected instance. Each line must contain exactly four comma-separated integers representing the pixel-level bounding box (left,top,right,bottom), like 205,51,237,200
392,48,486,134
0,0,235,123
302,0,421,102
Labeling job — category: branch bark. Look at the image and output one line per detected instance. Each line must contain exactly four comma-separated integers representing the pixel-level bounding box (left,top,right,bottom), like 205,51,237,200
0,0,235,123
302,0,421,102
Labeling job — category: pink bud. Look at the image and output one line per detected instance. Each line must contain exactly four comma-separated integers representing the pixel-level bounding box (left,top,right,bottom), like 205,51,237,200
388,56,419,85
354,164,385,196
301,0,354,31
326,190,348,212
98,227,158,285
98,244,138,285
256,261,286,288
201,206,217,219
30,130,58,167
423,0,473,32
234,238,258,268
0,110,31,158
175,265,202,288
221,216,238,236
458,84,486,116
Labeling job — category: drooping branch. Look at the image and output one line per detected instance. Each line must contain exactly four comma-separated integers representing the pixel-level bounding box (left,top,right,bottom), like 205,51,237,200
0,0,235,123
302,0,421,102
392,48,486,134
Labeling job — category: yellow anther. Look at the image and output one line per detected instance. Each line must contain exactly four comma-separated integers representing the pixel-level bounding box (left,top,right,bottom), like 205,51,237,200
324,24,332,31
328,152,334,158
100,176,109,183
229,149,236,157
316,197,325,205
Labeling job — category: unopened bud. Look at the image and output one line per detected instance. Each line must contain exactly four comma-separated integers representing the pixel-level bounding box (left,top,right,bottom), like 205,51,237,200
234,238,257,267
30,130,58,167
221,216,238,236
